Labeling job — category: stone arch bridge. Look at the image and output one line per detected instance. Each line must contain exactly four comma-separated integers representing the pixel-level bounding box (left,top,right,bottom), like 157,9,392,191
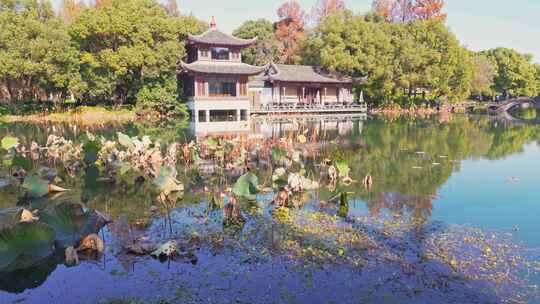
487,97,540,125
486,97,540,114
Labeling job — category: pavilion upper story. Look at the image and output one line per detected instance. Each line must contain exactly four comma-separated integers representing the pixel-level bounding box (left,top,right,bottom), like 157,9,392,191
178,17,267,101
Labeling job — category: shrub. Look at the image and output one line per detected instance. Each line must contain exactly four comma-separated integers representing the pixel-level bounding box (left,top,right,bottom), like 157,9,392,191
135,84,187,118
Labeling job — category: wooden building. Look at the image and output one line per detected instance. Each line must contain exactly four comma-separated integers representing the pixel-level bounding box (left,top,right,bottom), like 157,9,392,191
179,17,364,123
249,63,355,111
178,17,268,124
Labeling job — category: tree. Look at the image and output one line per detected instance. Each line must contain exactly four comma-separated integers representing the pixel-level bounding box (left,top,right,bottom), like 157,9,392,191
300,11,471,105
275,0,306,64
482,48,539,98
311,0,346,24
413,0,446,22
372,0,446,23
164,0,180,17
92,0,112,8
535,64,540,96
470,55,496,99
60,0,86,22
70,0,206,105
233,19,279,66
0,0,82,106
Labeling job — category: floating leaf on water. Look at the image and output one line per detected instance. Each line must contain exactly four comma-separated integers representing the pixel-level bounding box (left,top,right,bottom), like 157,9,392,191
151,240,177,258
40,202,109,248
233,172,259,200
0,222,55,273
0,208,25,230
22,175,49,198
1,136,19,150
76,234,104,253
20,209,38,223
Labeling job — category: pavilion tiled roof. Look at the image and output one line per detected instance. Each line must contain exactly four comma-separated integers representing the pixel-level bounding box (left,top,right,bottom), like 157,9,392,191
265,64,353,84
187,29,257,47
179,61,269,75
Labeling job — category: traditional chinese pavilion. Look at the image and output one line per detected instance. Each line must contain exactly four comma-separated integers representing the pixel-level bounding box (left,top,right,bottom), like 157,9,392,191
179,17,363,124
178,17,267,123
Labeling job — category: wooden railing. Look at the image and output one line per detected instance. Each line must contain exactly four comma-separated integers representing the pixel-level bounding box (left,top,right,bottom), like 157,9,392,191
253,102,367,113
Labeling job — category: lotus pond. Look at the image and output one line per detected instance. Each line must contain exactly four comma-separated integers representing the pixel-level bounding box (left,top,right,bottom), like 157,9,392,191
0,115,539,304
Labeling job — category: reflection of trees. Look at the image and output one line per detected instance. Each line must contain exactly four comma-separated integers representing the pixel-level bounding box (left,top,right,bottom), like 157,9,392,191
367,192,434,225
351,116,540,224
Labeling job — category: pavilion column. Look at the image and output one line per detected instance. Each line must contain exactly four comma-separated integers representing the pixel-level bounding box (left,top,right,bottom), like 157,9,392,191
302,87,305,103
205,110,210,122
324,87,327,105
237,109,241,121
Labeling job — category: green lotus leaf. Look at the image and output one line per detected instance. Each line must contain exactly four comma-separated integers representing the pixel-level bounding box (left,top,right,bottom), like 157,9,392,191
117,132,134,149
153,167,184,195
40,202,108,248
0,208,24,231
22,175,49,198
0,222,55,273
203,137,219,150
233,172,259,200
82,140,101,164
271,147,286,163
1,137,19,150
335,160,350,178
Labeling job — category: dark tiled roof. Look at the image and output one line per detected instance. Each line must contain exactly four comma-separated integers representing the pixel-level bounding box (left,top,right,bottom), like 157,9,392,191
187,29,257,47
179,61,268,75
268,64,352,84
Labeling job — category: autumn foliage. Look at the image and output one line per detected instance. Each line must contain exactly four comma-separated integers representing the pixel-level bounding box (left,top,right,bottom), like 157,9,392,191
311,0,347,23
372,0,447,23
60,0,86,22
275,1,306,64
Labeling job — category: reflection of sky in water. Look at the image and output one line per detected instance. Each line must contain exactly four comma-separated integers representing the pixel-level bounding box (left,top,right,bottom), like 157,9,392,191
434,143,540,246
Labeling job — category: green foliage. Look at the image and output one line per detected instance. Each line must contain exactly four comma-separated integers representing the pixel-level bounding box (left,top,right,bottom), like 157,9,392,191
232,19,280,65
470,54,496,98
0,222,55,273
1,136,19,150
0,0,206,116
22,175,49,198
40,201,107,248
481,48,539,97
233,172,259,200
0,0,82,105
153,167,184,195
69,0,206,106
135,83,187,117
300,11,472,106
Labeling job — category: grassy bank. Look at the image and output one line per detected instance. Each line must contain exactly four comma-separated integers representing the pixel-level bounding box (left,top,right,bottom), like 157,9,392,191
1,106,136,125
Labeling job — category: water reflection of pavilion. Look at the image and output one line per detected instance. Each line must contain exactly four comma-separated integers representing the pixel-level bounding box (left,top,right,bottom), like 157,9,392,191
189,114,367,139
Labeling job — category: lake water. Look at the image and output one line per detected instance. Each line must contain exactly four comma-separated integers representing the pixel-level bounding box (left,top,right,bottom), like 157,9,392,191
0,114,539,304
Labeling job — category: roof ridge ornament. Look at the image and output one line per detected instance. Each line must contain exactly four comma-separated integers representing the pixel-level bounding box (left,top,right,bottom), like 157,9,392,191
210,16,217,30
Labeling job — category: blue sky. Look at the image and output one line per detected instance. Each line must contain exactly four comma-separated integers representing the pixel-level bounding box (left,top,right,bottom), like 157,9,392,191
52,0,540,63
